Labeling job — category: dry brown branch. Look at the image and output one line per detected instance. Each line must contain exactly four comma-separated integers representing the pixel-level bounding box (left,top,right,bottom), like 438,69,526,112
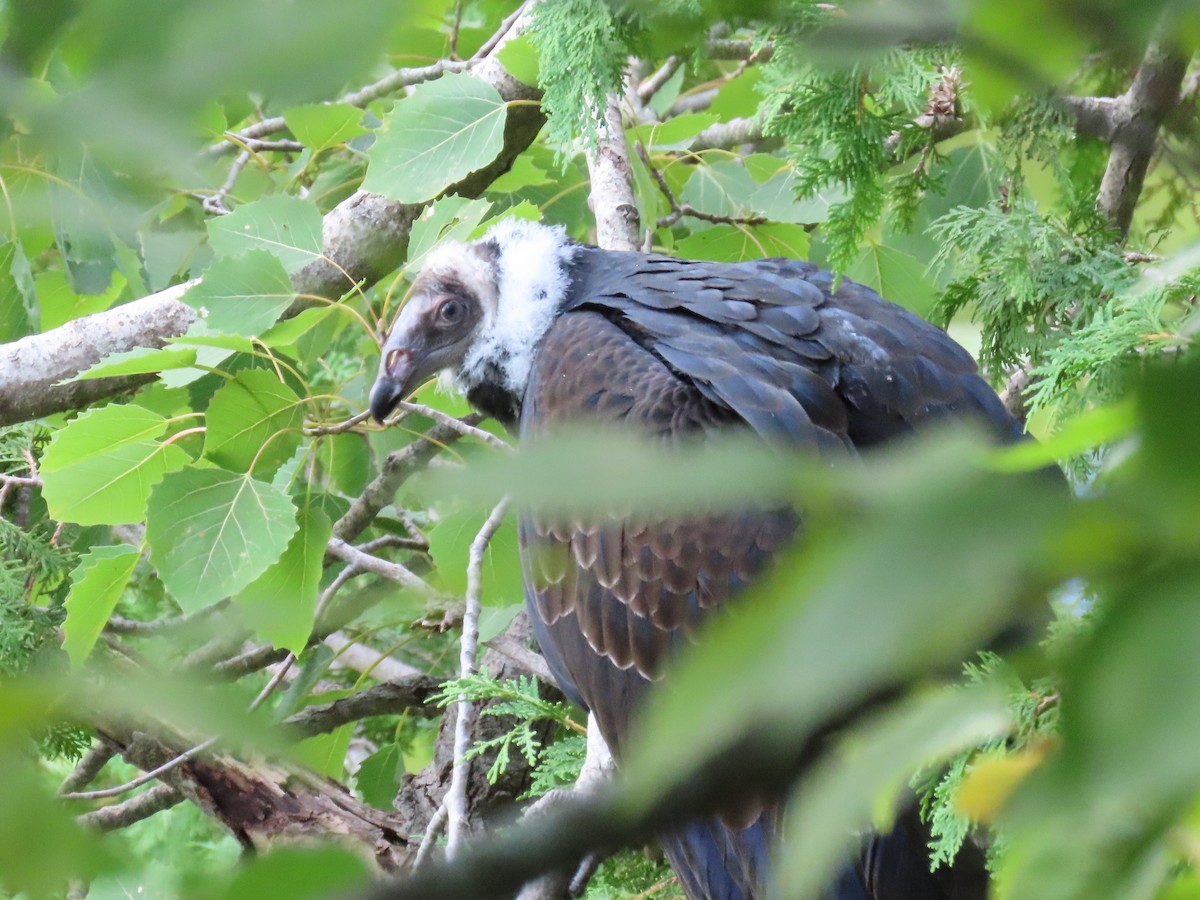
282,678,442,738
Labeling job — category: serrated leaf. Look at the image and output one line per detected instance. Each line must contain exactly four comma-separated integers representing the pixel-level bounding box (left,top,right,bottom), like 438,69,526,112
234,504,332,653
405,196,493,273
260,306,336,349
364,73,507,203
674,223,810,263
62,546,141,666
495,33,540,86
284,103,367,151
846,242,938,317
183,250,295,336
292,691,353,778
426,506,522,605
146,467,298,612
631,113,719,149
207,196,323,272
204,369,305,478
357,744,404,810
40,405,190,526
70,345,197,381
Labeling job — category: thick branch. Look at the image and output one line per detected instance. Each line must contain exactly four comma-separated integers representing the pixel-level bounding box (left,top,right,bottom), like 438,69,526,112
585,97,641,251
281,678,442,739
1094,38,1189,239
77,784,184,832
0,282,197,427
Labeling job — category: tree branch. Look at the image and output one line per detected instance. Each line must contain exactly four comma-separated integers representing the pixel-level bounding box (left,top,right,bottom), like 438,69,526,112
585,97,641,251
1095,37,1189,239
77,784,184,832
333,416,484,543
446,498,510,858
282,678,442,739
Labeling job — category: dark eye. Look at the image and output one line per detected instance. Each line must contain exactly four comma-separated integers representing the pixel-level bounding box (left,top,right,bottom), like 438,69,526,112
437,299,463,324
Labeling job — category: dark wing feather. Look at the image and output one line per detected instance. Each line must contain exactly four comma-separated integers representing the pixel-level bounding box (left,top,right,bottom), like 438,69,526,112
564,249,1021,450
518,311,795,754
522,250,1008,900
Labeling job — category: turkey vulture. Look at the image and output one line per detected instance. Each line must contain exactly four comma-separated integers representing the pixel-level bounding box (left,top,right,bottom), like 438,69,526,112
370,219,1013,899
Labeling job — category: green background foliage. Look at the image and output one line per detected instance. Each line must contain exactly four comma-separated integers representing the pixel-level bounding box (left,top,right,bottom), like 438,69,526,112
0,0,1198,898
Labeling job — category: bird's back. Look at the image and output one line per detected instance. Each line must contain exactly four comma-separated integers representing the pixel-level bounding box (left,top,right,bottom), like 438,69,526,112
519,246,1014,899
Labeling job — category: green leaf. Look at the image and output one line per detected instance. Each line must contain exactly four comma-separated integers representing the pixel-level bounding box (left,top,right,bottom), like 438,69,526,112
234,504,332,653
40,404,190,526
34,268,125,331
364,73,508,203
771,686,1011,899
0,240,33,342
317,432,371,497
207,195,324,272
0,750,114,897
183,250,296,337
146,467,298,612
846,242,938,317
405,196,493,273
283,103,367,152
70,345,197,381
62,546,141,666
426,506,523,605
216,846,370,900
293,710,353,777
357,744,404,810
495,32,540,86
630,113,719,149
204,369,305,478
674,223,810,263
259,306,336,350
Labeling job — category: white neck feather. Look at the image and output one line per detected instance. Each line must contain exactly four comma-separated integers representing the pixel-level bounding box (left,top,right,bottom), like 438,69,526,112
457,219,576,398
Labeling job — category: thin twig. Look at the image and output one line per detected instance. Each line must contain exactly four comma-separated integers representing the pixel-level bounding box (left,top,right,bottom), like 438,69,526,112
333,415,485,543
281,678,441,738
471,0,538,61
635,141,768,230
356,534,430,554
326,537,437,596
58,738,217,801
394,401,512,452
415,802,450,868
305,410,372,436
637,56,683,104
106,600,230,637
446,498,510,858
202,149,250,215
450,0,466,60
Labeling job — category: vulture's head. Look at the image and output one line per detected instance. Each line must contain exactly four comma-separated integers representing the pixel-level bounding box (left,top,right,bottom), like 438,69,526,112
369,220,576,425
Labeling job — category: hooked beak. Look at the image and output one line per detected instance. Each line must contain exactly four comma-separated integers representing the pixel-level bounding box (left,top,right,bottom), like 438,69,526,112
369,344,421,424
